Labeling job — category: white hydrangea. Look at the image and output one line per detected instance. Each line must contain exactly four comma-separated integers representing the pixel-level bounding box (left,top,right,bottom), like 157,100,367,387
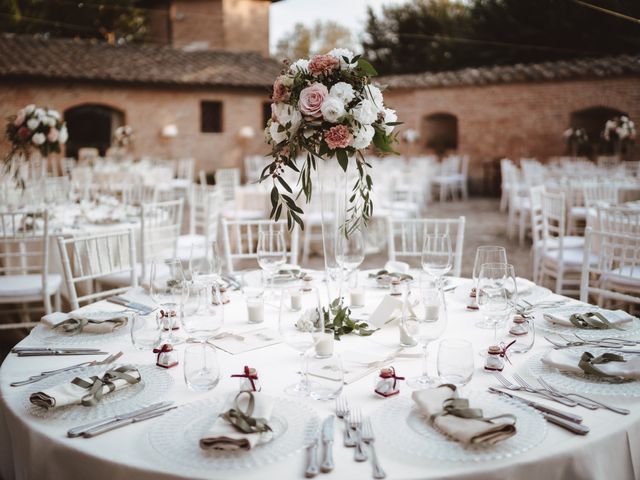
289,59,309,74
351,99,378,125
352,124,375,150
269,121,287,144
271,103,302,131
328,48,355,69
58,125,68,144
383,108,397,135
31,132,46,145
365,85,384,110
26,118,40,130
320,96,346,123
296,308,320,332
329,82,355,105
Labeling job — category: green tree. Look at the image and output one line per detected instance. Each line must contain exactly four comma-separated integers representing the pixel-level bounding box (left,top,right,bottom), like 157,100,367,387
363,0,640,75
0,0,147,43
275,20,355,60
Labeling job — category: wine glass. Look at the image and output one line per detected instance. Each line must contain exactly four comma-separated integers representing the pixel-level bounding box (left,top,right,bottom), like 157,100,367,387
407,279,448,389
421,233,452,289
257,231,287,293
183,341,220,392
471,246,507,305
335,228,365,303
194,240,223,285
476,263,513,340
278,285,323,397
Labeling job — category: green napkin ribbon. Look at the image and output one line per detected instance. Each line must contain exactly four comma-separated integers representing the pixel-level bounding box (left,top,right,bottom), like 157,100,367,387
71,365,141,406
54,316,128,335
431,384,516,425
220,392,272,435
569,312,624,331
578,352,630,383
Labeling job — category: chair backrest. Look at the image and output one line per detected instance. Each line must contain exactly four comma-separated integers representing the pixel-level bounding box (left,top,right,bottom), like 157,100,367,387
176,158,195,181
583,183,617,208
58,229,138,310
386,216,466,277
0,210,50,278
541,191,567,250
221,219,299,274
529,185,546,246
580,227,640,307
191,186,223,246
244,155,266,183
140,199,184,282
215,168,241,203
597,205,640,236
440,155,461,175
122,183,158,206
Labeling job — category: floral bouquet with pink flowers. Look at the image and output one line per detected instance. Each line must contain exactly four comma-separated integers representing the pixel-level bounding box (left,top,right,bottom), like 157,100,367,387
5,104,68,164
262,49,400,235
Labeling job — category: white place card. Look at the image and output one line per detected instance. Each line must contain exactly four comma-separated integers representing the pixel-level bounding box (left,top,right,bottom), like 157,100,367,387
367,295,404,328
209,328,281,355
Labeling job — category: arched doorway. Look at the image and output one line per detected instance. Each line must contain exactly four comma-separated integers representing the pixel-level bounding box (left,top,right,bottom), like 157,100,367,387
570,106,625,155
64,104,124,158
422,113,458,155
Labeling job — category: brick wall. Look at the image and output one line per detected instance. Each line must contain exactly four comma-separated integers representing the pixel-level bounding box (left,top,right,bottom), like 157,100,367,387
0,80,272,177
384,75,640,182
172,0,225,50
223,0,270,56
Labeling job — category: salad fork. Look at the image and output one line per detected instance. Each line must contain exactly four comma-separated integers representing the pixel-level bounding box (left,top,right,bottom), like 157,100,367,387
493,372,577,407
335,396,355,447
511,373,579,407
349,408,367,462
361,417,386,479
537,377,630,415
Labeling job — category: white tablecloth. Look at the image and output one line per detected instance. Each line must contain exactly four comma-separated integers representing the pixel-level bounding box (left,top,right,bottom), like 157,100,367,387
1,276,639,480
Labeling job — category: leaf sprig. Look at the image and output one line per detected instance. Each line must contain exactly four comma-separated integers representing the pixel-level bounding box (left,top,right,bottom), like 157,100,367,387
322,298,376,340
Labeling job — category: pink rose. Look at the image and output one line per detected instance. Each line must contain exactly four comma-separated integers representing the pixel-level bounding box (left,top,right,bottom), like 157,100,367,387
272,76,290,102
47,128,59,142
14,109,26,126
298,83,328,119
308,55,339,76
324,125,352,150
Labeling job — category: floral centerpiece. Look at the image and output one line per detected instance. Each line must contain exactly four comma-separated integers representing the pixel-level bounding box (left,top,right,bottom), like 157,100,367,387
603,115,636,154
563,127,589,155
113,125,134,149
261,49,400,236
5,104,68,165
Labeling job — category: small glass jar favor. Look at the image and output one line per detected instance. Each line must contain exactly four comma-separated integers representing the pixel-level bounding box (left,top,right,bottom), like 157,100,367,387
390,279,402,296
508,317,535,353
374,367,404,397
484,345,505,371
153,343,179,369
231,366,261,392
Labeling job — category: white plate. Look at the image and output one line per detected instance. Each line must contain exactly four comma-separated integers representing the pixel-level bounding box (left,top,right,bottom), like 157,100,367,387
534,305,640,340
30,311,136,345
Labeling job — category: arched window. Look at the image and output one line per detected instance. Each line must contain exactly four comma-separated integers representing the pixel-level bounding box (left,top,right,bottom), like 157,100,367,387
570,106,625,155
64,104,124,158
422,113,458,155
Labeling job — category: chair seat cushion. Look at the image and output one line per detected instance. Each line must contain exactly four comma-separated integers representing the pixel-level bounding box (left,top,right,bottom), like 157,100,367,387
0,274,62,297
570,206,587,218
546,236,585,250
100,263,170,287
602,267,640,289
542,248,597,268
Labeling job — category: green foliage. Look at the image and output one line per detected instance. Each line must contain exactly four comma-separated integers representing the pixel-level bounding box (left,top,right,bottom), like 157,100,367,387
363,0,640,75
323,298,375,340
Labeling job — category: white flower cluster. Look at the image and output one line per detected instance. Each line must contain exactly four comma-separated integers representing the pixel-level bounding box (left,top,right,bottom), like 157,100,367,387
295,308,320,333
10,104,68,150
114,125,134,147
604,115,636,142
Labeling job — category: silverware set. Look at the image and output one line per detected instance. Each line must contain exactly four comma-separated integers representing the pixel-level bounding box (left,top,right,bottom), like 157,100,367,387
10,351,123,387
545,334,640,350
11,347,110,357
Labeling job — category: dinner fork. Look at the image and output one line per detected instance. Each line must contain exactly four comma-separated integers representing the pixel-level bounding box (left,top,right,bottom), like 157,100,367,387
493,372,576,407
361,417,386,479
10,351,123,387
335,396,355,447
349,408,367,462
537,377,630,415
511,373,580,408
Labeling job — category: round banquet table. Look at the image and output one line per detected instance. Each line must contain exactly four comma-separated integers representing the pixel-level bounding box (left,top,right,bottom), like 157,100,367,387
1,273,640,480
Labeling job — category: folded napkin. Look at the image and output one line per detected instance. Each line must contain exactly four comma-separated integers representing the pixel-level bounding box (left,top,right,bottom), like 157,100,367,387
200,392,274,451
541,349,640,382
41,311,128,335
412,385,516,446
29,365,141,409
384,261,410,274
273,264,303,283
506,278,535,297
543,309,634,330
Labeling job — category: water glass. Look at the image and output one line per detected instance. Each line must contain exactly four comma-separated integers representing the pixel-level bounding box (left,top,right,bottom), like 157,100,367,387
308,353,344,401
476,262,510,330
257,231,287,290
183,342,220,392
437,339,475,386
421,233,452,281
508,317,536,353
182,285,224,339
130,312,162,350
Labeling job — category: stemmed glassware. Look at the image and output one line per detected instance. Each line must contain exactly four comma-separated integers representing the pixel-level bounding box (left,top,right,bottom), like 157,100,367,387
335,228,365,303
476,263,513,341
257,230,287,294
421,233,452,289
471,246,507,307
150,258,187,344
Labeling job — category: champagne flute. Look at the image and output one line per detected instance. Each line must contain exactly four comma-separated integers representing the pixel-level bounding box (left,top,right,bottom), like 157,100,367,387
257,231,287,293
421,233,452,289
335,228,365,303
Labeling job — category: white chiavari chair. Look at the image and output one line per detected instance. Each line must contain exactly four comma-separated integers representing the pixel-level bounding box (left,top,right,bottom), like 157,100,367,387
504,163,531,245
566,181,586,236
583,183,617,208
215,168,241,203
431,155,467,202
580,227,640,310
597,205,640,235
0,210,61,328
121,183,158,206
177,186,223,262
529,185,546,283
221,219,299,274
58,229,138,311
499,158,514,212
386,216,466,277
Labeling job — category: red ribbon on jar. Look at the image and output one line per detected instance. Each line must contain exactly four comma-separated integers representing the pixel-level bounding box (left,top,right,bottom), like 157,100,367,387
375,366,405,397
231,365,259,392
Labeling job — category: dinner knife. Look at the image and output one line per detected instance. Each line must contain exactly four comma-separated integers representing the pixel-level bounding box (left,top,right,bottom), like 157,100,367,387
106,296,155,315
12,347,102,353
82,405,177,438
488,387,583,424
320,415,335,473
541,412,590,435
67,401,175,438
304,438,320,478
16,351,109,357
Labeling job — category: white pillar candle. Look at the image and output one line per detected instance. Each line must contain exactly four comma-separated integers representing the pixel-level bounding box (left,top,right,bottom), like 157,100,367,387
424,304,440,321
290,293,302,311
350,289,365,307
247,302,264,324
315,333,334,358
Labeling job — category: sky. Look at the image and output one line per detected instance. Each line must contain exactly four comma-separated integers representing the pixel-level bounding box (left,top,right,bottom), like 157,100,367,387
269,0,405,54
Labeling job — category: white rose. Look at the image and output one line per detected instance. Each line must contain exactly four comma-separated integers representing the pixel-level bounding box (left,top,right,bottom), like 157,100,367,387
48,110,60,120
289,59,309,74
269,121,287,144
25,104,35,114
320,96,346,123
329,82,355,105
352,124,375,150
27,118,39,130
58,125,68,144
351,99,378,125
365,85,384,110
34,108,45,119
31,132,46,145
328,48,355,69
383,108,397,135
271,103,301,131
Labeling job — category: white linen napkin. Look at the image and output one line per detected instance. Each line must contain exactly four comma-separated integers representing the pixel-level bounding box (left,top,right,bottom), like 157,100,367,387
543,309,634,328
29,366,141,409
200,393,274,451
412,385,516,445
41,311,128,334
541,349,640,379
